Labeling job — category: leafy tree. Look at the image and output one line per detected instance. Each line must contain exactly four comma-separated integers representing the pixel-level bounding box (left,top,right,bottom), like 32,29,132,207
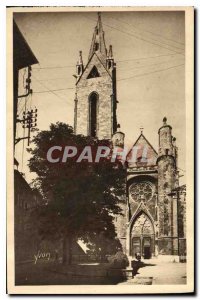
28,122,125,264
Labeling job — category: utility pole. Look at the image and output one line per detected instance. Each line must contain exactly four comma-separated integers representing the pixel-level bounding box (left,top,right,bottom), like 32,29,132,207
15,108,38,146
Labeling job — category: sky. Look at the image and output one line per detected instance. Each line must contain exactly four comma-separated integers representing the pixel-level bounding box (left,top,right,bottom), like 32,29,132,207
14,10,185,184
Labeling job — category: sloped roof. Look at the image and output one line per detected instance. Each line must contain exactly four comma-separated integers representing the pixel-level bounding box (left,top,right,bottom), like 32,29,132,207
13,20,38,70
126,133,158,167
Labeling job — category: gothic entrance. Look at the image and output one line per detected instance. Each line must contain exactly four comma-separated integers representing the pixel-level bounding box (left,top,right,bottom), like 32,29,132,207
131,212,155,259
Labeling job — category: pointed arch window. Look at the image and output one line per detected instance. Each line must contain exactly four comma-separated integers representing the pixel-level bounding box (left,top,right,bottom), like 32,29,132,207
87,66,100,79
89,92,98,137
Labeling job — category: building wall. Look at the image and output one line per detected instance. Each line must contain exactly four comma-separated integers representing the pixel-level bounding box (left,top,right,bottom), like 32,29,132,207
125,174,158,257
14,170,42,262
114,200,127,253
76,54,114,140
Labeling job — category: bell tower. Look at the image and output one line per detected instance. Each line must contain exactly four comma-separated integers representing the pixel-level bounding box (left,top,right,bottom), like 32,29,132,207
74,13,117,140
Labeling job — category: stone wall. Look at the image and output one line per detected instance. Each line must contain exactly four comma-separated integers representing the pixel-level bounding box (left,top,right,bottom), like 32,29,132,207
157,155,178,255
76,53,114,140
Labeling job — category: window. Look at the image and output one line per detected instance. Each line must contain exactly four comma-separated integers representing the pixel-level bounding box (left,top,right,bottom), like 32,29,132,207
77,65,81,75
108,60,112,69
87,66,100,79
95,42,99,51
130,182,154,202
89,92,98,137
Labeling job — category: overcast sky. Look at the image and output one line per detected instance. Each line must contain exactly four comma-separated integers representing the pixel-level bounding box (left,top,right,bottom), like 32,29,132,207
14,10,185,183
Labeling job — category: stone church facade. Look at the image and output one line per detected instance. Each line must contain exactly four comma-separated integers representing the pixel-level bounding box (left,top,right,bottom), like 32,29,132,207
74,13,186,261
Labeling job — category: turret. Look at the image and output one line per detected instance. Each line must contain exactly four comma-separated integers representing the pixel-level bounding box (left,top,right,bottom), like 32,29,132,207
112,124,125,148
75,51,84,81
106,45,115,70
158,117,174,157
157,117,179,257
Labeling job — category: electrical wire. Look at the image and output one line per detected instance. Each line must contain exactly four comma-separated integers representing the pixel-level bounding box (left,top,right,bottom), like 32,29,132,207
30,92,33,110
117,53,183,63
31,53,183,72
21,96,28,172
117,63,184,81
33,62,184,89
118,57,184,72
31,54,184,84
32,75,74,106
33,87,74,93
31,62,184,93
110,16,185,51
22,68,27,89
18,93,30,116
115,17,185,46
85,15,185,56
33,65,74,70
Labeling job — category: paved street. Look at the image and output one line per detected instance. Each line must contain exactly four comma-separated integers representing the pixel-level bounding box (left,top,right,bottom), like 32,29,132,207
118,258,186,285
16,258,186,286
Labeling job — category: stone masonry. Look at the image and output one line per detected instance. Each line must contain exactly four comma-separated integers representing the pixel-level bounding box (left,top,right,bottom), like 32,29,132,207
73,13,186,261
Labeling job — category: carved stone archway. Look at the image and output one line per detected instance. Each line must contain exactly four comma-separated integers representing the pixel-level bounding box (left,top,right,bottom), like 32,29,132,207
130,211,155,259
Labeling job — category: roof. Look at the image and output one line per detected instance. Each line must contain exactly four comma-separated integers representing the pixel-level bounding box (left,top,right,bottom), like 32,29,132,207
126,133,158,167
13,20,38,70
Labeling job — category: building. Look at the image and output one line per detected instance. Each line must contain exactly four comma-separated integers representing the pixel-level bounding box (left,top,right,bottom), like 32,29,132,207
13,20,38,142
124,120,185,261
14,160,42,262
13,21,40,263
74,13,186,262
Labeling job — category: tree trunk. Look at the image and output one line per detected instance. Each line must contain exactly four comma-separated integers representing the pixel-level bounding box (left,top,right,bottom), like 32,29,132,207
62,235,72,265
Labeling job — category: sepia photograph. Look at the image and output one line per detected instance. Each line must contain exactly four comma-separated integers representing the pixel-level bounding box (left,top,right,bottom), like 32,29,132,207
7,6,194,294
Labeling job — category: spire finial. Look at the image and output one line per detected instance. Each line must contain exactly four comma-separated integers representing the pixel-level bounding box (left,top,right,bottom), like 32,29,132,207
108,45,113,58
117,123,120,131
163,117,167,125
140,126,144,134
78,50,83,64
88,12,107,61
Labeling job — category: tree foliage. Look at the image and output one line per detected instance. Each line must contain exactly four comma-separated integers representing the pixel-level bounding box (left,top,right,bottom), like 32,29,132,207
28,122,126,258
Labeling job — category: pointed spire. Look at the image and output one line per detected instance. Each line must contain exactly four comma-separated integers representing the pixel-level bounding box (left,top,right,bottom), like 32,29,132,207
106,45,115,69
163,117,167,125
88,12,107,61
78,50,83,65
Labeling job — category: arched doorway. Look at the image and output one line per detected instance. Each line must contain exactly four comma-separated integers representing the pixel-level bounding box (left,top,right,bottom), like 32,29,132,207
89,92,98,137
131,212,155,259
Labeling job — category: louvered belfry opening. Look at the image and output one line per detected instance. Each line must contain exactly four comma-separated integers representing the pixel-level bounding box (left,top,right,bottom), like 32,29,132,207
87,66,100,79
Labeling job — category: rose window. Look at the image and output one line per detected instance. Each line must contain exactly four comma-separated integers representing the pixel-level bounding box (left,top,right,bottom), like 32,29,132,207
130,182,154,202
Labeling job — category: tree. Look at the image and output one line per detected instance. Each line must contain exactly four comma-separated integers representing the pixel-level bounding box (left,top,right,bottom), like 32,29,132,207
28,122,125,264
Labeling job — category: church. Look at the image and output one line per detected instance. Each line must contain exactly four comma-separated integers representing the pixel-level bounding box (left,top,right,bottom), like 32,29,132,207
73,13,186,262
